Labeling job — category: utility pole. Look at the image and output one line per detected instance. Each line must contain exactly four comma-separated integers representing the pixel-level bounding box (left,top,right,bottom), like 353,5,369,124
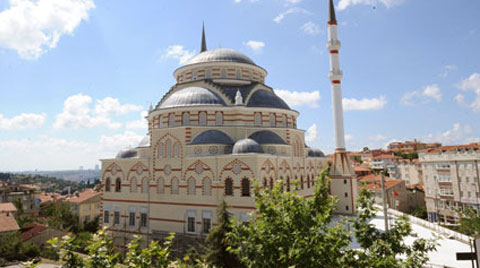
381,169,389,232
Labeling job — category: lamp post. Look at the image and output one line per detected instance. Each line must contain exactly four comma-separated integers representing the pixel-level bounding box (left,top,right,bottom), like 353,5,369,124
374,167,389,232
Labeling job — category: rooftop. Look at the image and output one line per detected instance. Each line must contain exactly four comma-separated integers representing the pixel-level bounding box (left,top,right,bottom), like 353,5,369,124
0,212,20,233
67,189,101,204
0,202,17,213
21,223,49,242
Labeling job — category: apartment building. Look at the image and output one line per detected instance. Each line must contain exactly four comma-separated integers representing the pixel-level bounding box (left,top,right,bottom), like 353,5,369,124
420,143,480,224
371,154,402,178
0,183,39,216
67,189,102,225
397,159,423,186
388,140,441,153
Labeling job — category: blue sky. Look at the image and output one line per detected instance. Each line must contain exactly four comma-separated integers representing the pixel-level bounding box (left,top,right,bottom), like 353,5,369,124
0,0,479,171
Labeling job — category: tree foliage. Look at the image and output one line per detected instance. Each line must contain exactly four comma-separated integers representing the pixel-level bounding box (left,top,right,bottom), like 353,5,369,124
458,207,480,236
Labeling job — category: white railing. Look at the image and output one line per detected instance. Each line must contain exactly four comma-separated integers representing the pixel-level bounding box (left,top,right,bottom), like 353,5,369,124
374,205,473,244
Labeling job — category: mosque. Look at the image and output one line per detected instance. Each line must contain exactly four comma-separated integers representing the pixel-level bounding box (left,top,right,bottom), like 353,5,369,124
100,0,356,247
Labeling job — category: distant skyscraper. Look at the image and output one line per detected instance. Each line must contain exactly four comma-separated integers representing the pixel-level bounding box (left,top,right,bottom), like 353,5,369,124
95,164,100,171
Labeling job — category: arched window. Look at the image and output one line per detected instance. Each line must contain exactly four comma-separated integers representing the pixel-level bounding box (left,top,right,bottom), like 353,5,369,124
241,178,250,197
255,113,262,126
263,178,267,189
215,112,223,126
221,68,227,78
307,175,311,188
236,69,242,79
269,178,274,190
157,142,164,159
199,112,207,125
157,178,164,194
300,176,304,190
188,178,196,195
282,115,287,127
286,177,290,192
203,178,211,196
115,178,121,192
169,114,175,127
166,140,171,158
193,71,198,80
206,69,212,79
225,178,233,196
131,177,137,193
173,142,180,158
105,177,111,192
183,112,190,125
171,178,179,195
142,178,149,193
270,114,275,127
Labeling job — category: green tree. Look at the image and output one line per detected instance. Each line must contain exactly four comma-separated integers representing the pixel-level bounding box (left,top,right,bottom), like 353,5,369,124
205,200,242,268
458,207,480,236
124,234,174,268
13,197,33,228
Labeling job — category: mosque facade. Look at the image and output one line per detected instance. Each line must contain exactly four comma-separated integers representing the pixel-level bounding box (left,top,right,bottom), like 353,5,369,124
100,0,356,247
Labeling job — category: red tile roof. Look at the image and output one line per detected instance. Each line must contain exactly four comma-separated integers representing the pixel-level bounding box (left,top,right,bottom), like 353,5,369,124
21,223,48,241
423,143,480,154
67,189,101,204
0,202,17,213
0,212,20,233
363,180,404,191
373,154,401,159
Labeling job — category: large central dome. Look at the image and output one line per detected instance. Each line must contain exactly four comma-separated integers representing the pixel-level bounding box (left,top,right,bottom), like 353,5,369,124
185,49,256,65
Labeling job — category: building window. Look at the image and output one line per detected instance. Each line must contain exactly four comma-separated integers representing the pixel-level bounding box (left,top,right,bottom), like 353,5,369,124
300,176,304,190
307,176,311,188
129,207,136,226
345,192,348,197
103,210,109,224
221,68,227,78
187,210,196,234
83,215,90,223
254,113,262,126
345,206,349,211
183,112,190,125
115,178,121,192
270,114,275,127
270,178,274,190
114,211,120,225
344,179,347,184
142,179,149,193
173,142,180,158
166,140,171,158
203,178,211,196
188,178,196,195
193,71,198,80
206,69,212,79
105,178,111,192
282,114,287,127
225,178,233,196
199,112,207,125
131,178,137,193
236,69,242,79
202,211,212,234
140,207,148,228
169,114,175,127
241,178,250,197
158,178,165,194
286,177,290,192
157,142,164,159
171,178,179,195
215,112,223,126
263,178,267,188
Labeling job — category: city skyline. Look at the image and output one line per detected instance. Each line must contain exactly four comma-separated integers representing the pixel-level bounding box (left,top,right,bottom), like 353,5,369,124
0,0,479,171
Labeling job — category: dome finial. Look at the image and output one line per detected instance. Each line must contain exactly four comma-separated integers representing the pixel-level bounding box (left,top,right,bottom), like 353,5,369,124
235,89,244,105
201,22,207,53
328,0,337,23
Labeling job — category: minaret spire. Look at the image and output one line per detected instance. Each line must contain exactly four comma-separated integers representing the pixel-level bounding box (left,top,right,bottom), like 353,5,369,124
326,0,356,214
201,22,207,53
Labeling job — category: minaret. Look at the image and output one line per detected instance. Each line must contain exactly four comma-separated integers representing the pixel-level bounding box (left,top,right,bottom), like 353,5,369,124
201,22,207,52
327,0,356,214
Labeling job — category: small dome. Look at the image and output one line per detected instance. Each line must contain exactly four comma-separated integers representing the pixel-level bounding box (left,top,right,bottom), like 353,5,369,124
116,148,138,159
186,49,256,65
232,139,264,154
249,130,286,145
189,130,235,145
159,87,226,108
138,135,150,147
308,148,325,158
247,89,290,110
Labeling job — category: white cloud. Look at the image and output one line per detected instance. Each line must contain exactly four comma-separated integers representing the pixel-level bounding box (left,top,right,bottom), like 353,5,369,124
234,0,259,3
53,94,142,130
162,45,196,65
274,89,321,108
401,84,442,105
456,73,480,112
0,113,47,130
305,123,318,143
338,0,404,10
342,96,386,111
126,111,148,130
301,21,320,35
244,40,265,52
424,123,477,145
0,0,95,59
286,0,303,3
273,7,311,23
440,64,457,78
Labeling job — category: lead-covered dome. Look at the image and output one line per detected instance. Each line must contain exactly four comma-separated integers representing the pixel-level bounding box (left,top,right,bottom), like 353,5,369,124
247,89,290,110
232,139,264,154
186,49,256,65
308,148,325,157
249,130,286,144
189,130,235,145
116,148,138,159
159,87,226,108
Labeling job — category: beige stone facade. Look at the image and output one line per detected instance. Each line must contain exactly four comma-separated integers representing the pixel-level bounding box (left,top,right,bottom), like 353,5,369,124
397,159,422,186
420,143,480,224
100,46,356,249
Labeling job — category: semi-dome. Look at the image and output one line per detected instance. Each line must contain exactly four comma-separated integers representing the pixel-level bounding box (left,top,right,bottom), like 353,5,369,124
249,130,287,144
116,148,138,159
159,87,226,108
138,135,150,147
247,89,290,110
189,130,235,145
186,49,256,65
308,148,325,157
232,139,264,154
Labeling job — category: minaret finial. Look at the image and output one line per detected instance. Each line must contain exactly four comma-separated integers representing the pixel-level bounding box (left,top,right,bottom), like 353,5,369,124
201,22,207,53
328,0,337,24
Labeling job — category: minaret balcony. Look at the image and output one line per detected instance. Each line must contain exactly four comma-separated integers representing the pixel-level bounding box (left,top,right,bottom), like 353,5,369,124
326,40,341,51
328,70,343,81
